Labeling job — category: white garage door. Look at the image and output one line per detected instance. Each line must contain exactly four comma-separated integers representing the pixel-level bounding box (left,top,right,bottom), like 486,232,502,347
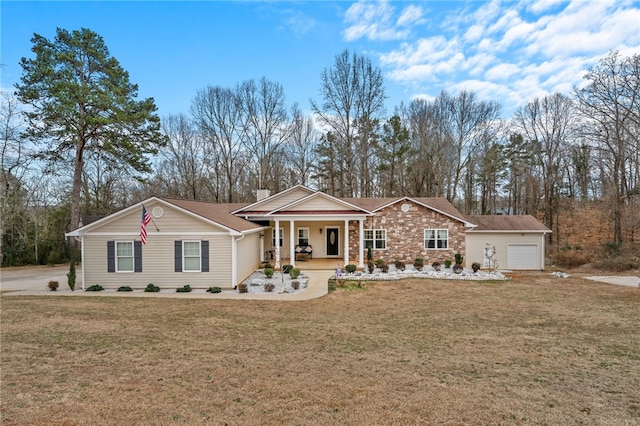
507,244,539,270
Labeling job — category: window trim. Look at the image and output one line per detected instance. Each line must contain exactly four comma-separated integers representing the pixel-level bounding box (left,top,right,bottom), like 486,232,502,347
182,240,202,272
424,228,449,250
297,227,310,246
115,240,135,273
364,229,386,250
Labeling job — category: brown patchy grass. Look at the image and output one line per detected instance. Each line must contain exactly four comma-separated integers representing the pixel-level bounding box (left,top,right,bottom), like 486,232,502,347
1,274,639,425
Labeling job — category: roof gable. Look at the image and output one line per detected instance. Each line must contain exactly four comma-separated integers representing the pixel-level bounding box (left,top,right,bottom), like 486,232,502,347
233,185,315,214
465,215,551,232
269,191,372,214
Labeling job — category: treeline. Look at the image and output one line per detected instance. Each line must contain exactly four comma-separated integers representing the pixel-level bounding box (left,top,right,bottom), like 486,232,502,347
1,27,639,266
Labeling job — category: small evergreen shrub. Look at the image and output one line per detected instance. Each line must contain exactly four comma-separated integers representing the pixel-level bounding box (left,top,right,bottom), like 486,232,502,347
117,286,133,292
367,260,375,274
345,264,357,274
289,268,301,279
452,264,463,274
48,280,59,291
394,260,405,271
144,283,160,293
207,286,222,293
328,278,337,292
380,263,389,273
264,283,275,292
264,267,274,278
86,284,104,292
237,283,248,293
444,259,452,268
291,280,300,290
282,264,293,274
67,259,76,291
432,261,441,271
414,258,424,271
176,285,192,293
374,259,385,267
471,262,481,273
455,252,464,265
367,247,373,261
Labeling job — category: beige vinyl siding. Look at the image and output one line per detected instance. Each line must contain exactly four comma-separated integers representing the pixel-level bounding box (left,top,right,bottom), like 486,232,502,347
257,187,313,211
465,232,546,270
83,233,233,289
289,196,353,211
236,232,260,285
95,201,228,235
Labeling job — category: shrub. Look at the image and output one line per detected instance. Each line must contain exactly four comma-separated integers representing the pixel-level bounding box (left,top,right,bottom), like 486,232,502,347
144,283,160,293
328,278,337,292
374,259,385,267
452,264,463,274
291,280,300,290
554,248,592,268
455,252,464,265
289,268,301,279
86,284,104,292
345,264,357,273
117,286,133,292
67,259,76,291
264,283,275,292
260,261,272,269
471,262,481,273
593,255,640,272
414,258,424,271
367,260,375,274
432,261,441,271
444,259,452,268
394,260,405,271
176,285,192,293
237,282,248,293
367,247,373,261
48,280,59,291
264,267,274,278
380,263,389,273
282,264,293,274
207,286,222,293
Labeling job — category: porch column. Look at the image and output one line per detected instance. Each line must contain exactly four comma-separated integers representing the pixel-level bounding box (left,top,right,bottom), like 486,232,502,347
358,218,364,268
343,219,349,266
259,231,265,262
289,219,296,267
274,219,281,268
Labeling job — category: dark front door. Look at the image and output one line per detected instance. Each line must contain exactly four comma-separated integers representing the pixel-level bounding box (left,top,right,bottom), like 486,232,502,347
326,227,339,256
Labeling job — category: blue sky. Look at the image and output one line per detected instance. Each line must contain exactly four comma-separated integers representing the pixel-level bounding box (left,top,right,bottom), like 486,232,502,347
2,0,639,119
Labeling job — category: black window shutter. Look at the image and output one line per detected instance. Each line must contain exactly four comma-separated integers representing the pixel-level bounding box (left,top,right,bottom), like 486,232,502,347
201,240,209,272
174,240,182,272
107,241,115,273
134,241,142,273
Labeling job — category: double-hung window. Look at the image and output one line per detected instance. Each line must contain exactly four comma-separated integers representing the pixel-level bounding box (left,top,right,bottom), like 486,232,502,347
425,229,448,249
272,228,283,248
183,241,201,272
364,229,387,249
297,228,309,246
116,241,134,272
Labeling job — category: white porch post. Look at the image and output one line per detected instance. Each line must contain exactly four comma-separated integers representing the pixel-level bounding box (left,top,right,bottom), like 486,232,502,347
343,219,349,266
358,218,364,268
259,232,265,262
275,219,281,268
289,219,296,267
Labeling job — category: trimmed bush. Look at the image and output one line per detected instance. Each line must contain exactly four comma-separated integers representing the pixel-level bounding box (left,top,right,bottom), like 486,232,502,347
144,283,160,293
86,284,104,292
345,264,357,273
289,268,301,279
432,261,441,271
207,286,222,293
367,247,373,261
394,260,405,271
374,259,385,267
471,262,481,273
367,260,375,274
264,267,274,278
237,283,248,293
48,280,59,291
452,264,463,274
455,252,464,265
176,285,192,293
282,264,293,274
414,258,424,271
444,259,452,268
117,286,133,292
380,263,389,273
67,260,76,291
264,283,275,292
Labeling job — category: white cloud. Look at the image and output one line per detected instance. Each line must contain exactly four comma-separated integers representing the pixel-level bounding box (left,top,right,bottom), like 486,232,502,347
343,0,408,41
396,4,424,27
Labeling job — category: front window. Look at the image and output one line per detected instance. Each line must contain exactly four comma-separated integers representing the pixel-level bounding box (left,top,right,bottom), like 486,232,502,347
116,241,134,272
183,241,201,272
425,229,448,249
272,228,283,247
364,229,386,249
298,227,309,246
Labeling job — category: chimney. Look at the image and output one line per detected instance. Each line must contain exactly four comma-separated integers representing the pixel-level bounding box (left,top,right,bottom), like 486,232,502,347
256,189,271,201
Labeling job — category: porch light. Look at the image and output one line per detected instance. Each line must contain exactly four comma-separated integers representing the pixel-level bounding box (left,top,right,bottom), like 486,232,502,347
319,228,322,234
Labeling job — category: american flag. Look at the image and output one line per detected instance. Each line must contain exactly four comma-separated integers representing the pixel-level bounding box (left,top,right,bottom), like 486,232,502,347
140,205,152,244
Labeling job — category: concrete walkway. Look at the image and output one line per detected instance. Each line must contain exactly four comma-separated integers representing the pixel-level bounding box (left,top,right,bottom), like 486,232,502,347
0,265,332,300
584,275,640,288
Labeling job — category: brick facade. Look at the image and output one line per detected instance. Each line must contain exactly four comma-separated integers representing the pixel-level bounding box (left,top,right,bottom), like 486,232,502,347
349,200,466,265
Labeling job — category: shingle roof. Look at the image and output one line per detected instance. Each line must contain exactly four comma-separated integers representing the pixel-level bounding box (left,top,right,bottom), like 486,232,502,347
161,198,260,233
465,215,551,232
344,197,469,223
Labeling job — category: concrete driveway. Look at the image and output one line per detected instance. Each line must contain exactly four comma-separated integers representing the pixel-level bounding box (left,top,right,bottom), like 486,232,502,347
1,265,74,292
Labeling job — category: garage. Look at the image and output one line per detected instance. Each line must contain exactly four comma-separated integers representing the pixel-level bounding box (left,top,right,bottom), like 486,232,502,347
465,215,551,271
507,244,539,269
